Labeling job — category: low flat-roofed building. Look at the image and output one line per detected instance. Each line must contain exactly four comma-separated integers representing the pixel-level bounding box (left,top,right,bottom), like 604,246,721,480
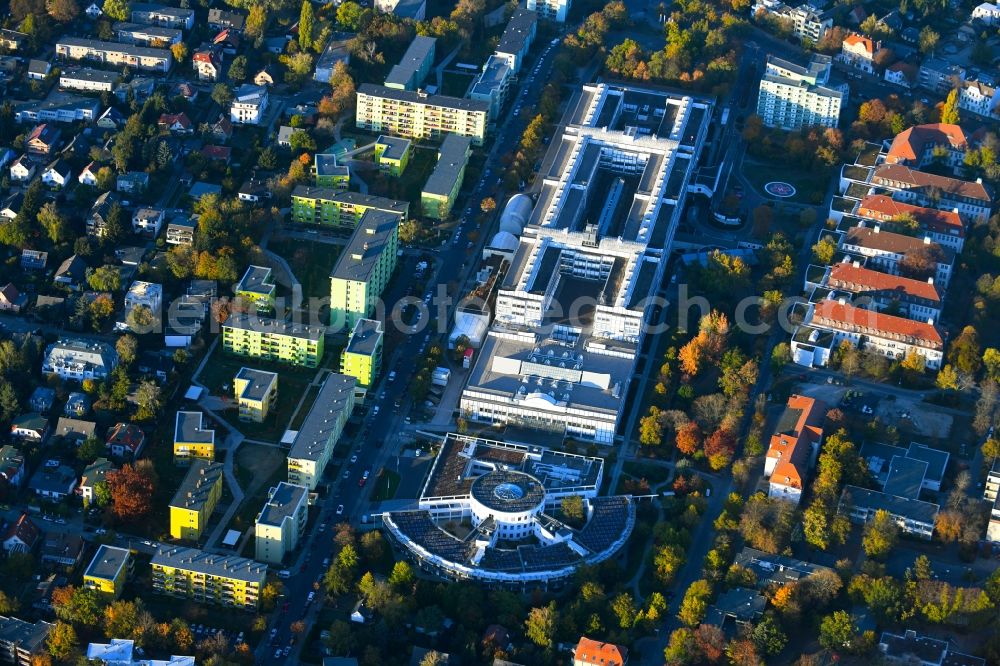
421,133,472,219
255,481,309,564
59,67,120,93
169,460,224,541
879,629,985,666
234,367,278,423
287,374,355,490
329,210,399,331
83,545,132,598
13,92,99,124
0,615,52,666
235,265,276,313
111,21,183,46
373,135,411,176
150,546,267,609
173,411,215,464
314,153,350,188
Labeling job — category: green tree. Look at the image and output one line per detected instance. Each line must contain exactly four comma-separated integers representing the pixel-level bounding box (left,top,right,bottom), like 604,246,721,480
115,334,138,366
0,590,19,614
639,406,664,446
46,621,78,661
93,480,112,507
948,326,982,376
811,236,837,264
336,1,365,29
134,380,161,421
87,265,121,292
561,495,585,523
771,342,791,371
101,0,128,21
211,84,233,109
819,610,857,651
677,579,712,627
299,0,314,50
38,202,69,243
246,4,266,39
940,88,960,125
524,602,557,648
751,614,787,656
228,55,248,82
919,25,940,54
611,592,637,629
77,436,105,463
664,628,697,665
862,509,898,559
983,348,1000,382
388,561,414,589
936,364,960,392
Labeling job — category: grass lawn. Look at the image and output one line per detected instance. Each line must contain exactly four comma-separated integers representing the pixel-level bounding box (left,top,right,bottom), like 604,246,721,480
368,146,439,212
622,461,672,486
227,443,288,535
370,469,400,502
196,346,319,442
741,158,831,204
267,239,342,300
441,70,476,97
289,384,321,430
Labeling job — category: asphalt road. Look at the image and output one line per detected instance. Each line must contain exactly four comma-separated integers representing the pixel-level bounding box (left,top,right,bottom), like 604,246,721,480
251,36,566,666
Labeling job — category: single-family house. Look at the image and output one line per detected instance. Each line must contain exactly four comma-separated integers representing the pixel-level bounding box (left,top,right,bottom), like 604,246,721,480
158,112,193,134
2,513,40,554
28,462,77,499
27,124,61,155
10,155,36,181
41,159,72,188
0,284,26,313
11,413,49,442
20,249,47,271
106,423,145,459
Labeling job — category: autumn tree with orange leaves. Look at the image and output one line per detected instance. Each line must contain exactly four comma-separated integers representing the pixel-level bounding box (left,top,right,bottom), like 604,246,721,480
106,461,156,521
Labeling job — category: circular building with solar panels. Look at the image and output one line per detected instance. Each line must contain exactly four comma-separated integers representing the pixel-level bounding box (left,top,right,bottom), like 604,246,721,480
380,434,636,590
469,470,546,539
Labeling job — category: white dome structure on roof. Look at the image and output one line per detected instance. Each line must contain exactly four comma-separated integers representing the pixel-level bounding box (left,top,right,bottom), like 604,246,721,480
498,194,532,236
488,230,518,252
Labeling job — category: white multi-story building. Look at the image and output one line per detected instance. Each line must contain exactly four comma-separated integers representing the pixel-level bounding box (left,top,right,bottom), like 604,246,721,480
130,2,195,29
838,33,876,73
757,54,843,130
791,297,944,369
42,339,118,381
959,79,1000,119
382,434,635,590
119,281,162,332
754,0,832,41
356,83,489,145
230,84,268,125
527,0,570,22
55,37,172,73
461,83,713,444
131,207,165,237
973,1,1000,24
494,8,537,73
469,55,512,121
837,223,954,289
255,482,308,565
59,67,119,93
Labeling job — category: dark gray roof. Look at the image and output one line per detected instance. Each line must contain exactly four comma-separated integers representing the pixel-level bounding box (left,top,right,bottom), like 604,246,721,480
60,67,120,85
291,185,408,215
423,133,472,197
84,544,130,581
345,318,383,356
151,546,267,583
256,482,307,527
235,367,278,402
223,313,325,341
841,484,940,525
384,35,435,89
358,83,490,113
329,210,399,283
375,135,410,161
0,616,52,654
174,411,214,444
170,460,223,511
496,8,537,57
57,37,171,60
289,373,355,462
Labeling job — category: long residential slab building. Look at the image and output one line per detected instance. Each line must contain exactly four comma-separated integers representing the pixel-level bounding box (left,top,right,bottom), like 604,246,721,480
55,37,173,73
460,82,714,444
356,83,490,145
287,373,356,490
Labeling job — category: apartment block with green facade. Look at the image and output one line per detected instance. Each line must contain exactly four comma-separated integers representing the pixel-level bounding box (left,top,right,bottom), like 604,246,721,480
290,185,409,228
421,133,473,220
222,313,325,368
373,135,411,177
329,210,399,331
314,153,350,188
341,318,383,391
234,265,275,314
